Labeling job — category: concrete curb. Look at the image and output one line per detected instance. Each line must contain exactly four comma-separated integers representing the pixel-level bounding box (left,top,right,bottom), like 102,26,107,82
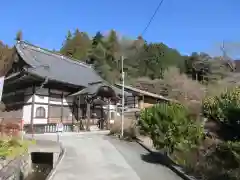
136,138,198,180
45,143,65,180
42,130,110,136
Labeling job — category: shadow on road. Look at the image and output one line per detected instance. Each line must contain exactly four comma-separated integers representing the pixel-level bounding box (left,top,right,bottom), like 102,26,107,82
138,141,176,167
141,151,176,167
139,142,191,180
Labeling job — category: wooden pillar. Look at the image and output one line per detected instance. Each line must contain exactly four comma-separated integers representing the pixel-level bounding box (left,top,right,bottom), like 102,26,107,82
138,95,144,109
100,97,104,130
77,97,79,130
61,92,63,123
78,96,84,130
86,102,90,131
106,99,110,130
71,97,75,129
133,96,136,108
85,95,91,131
47,88,50,123
30,85,35,138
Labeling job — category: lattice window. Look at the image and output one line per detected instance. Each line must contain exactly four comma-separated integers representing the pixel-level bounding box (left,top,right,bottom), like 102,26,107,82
35,107,46,118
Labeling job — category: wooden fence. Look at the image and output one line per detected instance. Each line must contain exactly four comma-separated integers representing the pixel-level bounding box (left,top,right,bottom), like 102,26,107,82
24,123,73,134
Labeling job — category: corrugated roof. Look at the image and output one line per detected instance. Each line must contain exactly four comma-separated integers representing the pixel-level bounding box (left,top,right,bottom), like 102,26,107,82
15,41,102,87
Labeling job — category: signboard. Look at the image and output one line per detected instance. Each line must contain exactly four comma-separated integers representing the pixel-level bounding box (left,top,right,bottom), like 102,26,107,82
56,123,64,132
0,76,5,101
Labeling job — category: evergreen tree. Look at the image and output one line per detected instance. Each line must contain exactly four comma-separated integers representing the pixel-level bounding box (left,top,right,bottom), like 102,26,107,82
105,30,120,67
60,29,91,61
92,31,104,48
60,30,74,57
0,41,13,76
15,30,23,41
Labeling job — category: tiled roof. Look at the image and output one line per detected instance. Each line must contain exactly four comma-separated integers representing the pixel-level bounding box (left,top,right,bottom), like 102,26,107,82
15,41,102,87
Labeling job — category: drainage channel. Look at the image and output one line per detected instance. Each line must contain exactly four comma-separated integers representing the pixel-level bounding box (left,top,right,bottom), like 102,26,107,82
25,152,53,180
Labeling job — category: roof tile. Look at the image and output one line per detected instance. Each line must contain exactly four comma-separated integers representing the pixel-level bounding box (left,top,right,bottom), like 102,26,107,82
15,41,102,87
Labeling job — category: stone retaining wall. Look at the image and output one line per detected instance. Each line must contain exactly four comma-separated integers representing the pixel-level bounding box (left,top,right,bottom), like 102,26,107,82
137,136,155,151
0,153,31,180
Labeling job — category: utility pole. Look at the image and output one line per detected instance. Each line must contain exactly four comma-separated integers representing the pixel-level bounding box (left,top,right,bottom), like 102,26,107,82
220,41,234,72
121,56,125,138
221,41,226,59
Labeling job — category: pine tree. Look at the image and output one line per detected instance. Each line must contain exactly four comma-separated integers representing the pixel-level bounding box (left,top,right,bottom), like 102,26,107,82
60,30,74,57
15,30,23,41
105,30,120,69
66,30,72,41
92,31,104,48
60,29,91,61
0,41,13,76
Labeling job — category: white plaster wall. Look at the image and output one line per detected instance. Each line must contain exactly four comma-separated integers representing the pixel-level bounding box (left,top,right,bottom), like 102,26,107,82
33,104,48,124
63,96,73,105
22,104,49,125
35,95,48,103
22,88,73,125
22,105,31,124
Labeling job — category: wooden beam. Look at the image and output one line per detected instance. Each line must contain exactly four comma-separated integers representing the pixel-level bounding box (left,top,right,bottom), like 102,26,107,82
86,98,90,131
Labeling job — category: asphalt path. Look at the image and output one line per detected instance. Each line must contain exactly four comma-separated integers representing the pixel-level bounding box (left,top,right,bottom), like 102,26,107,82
31,132,183,180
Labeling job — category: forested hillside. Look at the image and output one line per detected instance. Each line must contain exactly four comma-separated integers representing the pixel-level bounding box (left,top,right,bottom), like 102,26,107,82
59,29,186,84
0,29,237,90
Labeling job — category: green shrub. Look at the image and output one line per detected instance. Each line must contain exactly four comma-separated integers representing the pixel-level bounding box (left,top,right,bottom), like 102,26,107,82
0,138,30,159
203,87,240,140
139,102,204,155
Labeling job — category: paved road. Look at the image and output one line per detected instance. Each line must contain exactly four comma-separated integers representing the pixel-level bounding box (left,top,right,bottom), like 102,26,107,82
32,132,182,180
108,137,183,180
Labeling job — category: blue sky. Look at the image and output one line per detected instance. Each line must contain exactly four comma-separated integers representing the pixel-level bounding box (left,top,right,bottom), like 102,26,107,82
1,0,239,56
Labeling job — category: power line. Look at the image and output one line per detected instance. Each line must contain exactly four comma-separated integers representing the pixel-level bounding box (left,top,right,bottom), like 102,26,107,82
120,1,165,135
140,0,165,37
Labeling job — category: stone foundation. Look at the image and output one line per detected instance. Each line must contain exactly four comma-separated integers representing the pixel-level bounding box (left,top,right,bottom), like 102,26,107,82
0,153,31,180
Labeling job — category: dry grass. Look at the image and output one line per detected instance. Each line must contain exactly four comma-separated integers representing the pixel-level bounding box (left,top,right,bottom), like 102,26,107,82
110,116,138,139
